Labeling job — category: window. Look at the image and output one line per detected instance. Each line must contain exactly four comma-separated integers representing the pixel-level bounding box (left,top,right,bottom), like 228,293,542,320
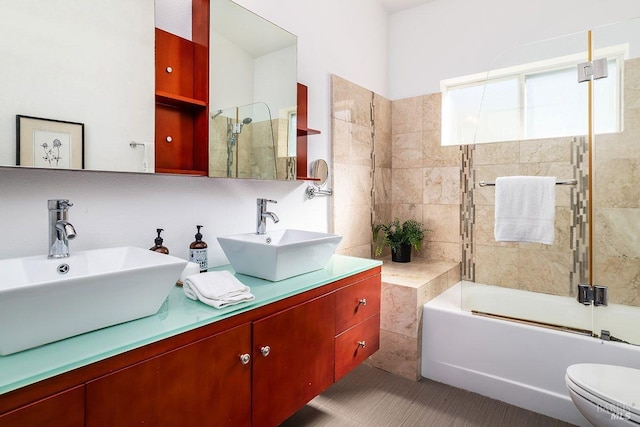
441,46,625,146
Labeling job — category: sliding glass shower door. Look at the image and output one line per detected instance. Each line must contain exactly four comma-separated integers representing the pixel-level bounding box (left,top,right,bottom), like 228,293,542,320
591,17,640,346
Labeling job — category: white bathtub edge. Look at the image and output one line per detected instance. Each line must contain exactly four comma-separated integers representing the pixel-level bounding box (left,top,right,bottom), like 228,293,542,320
421,282,640,427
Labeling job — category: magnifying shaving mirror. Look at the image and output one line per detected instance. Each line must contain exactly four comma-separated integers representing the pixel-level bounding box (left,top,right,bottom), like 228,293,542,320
305,159,333,199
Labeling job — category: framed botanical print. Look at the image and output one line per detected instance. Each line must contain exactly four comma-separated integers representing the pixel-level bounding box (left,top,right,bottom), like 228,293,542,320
16,115,84,169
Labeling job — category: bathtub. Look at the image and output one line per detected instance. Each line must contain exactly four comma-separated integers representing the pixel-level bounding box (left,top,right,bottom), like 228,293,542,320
421,282,640,426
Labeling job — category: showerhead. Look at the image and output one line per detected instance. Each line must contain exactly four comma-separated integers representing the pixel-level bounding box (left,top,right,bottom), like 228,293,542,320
212,110,223,119
231,117,253,135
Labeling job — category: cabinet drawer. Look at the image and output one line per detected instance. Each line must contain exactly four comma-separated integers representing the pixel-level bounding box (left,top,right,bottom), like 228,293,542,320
335,313,380,381
335,274,381,334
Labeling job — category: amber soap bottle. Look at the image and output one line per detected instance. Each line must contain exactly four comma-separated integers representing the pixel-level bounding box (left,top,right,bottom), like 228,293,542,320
189,225,208,272
150,228,170,254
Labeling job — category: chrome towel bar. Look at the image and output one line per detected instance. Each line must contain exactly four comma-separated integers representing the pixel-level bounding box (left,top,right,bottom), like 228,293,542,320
478,178,577,187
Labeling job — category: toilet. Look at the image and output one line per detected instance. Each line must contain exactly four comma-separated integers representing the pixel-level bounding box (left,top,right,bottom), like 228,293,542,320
565,364,640,427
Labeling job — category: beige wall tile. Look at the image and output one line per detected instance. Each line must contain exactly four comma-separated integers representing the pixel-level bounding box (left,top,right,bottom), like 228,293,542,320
337,244,372,258
332,118,351,164
475,245,519,287
393,132,423,169
380,282,418,336
374,130,392,168
331,74,372,127
519,138,572,164
594,158,640,209
594,255,640,306
422,93,441,133
350,123,375,166
334,203,372,250
373,202,392,228
623,58,640,117
334,163,372,207
595,131,640,163
374,93,392,134
368,329,420,381
423,166,460,205
423,132,460,168
417,270,458,305
518,249,571,295
392,96,423,134
392,168,422,204
474,204,495,246
595,207,640,259
374,167,392,207
422,204,460,244
474,140,520,165
331,119,373,167
418,241,461,262
391,203,423,223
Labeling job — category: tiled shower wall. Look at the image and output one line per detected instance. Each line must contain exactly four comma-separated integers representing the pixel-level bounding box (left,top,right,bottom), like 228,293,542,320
209,118,279,179
332,75,390,258
331,75,461,262
332,57,640,307
593,58,640,306
391,94,461,262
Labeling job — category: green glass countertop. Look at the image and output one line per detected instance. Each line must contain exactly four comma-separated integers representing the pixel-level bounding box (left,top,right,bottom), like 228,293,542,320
0,255,381,395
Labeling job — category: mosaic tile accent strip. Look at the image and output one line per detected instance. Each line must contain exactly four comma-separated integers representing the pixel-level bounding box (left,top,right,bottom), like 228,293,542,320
570,136,589,293
461,144,475,281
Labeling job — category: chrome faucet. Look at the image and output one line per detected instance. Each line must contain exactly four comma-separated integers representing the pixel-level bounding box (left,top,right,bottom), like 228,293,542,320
48,199,77,258
256,198,279,235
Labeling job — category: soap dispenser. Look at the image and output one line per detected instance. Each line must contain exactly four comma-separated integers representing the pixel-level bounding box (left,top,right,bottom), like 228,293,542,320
150,228,170,254
189,225,208,272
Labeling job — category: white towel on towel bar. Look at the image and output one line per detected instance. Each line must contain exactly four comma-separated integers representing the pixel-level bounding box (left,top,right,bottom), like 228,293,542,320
183,270,255,309
494,176,556,245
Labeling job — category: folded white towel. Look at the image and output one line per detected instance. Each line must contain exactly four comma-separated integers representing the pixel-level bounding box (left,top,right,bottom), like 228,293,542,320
494,176,556,245
183,270,255,309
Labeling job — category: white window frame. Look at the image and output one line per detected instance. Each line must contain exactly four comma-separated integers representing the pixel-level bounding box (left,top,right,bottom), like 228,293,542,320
440,44,628,146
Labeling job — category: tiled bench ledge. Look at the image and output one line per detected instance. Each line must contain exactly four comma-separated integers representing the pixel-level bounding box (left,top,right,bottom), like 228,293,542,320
368,258,460,381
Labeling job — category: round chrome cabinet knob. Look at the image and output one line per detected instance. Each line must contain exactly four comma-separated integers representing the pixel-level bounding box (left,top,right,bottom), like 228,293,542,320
260,346,271,357
240,354,251,365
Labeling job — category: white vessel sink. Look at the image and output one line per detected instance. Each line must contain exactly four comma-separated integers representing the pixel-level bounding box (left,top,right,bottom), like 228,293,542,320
217,229,342,281
0,246,187,355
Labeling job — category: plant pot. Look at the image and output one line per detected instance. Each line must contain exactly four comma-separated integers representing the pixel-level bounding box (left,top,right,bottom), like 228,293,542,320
391,243,412,263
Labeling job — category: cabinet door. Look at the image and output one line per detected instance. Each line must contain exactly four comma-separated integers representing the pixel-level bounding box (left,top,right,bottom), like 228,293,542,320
155,105,195,171
86,323,251,427
0,386,84,427
155,28,195,98
252,294,335,427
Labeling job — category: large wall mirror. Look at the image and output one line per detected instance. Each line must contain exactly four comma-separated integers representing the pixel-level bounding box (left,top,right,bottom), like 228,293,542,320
0,0,156,173
208,0,297,180
0,0,297,180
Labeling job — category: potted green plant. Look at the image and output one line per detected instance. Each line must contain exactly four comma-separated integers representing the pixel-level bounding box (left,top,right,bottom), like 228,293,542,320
373,219,427,263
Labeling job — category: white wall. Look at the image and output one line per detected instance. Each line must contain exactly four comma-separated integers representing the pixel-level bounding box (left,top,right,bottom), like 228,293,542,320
0,0,388,262
210,32,257,111
254,46,298,117
389,0,640,99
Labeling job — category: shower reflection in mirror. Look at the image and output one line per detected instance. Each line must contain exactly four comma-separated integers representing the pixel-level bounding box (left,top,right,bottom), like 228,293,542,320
209,102,278,180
